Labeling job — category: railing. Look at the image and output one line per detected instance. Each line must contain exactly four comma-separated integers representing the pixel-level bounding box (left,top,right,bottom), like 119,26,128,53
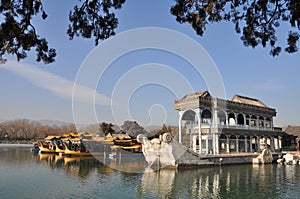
184,123,273,131
216,124,273,131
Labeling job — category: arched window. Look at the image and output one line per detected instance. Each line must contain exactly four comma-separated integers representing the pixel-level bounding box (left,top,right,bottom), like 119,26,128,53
246,115,250,126
217,110,226,125
250,115,257,127
182,110,196,121
182,110,197,131
201,109,212,124
237,113,245,125
266,118,272,129
228,113,236,126
258,116,264,128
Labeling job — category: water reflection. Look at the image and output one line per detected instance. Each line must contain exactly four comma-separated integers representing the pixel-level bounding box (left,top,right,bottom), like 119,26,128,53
139,164,300,198
31,151,148,179
1,146,300,199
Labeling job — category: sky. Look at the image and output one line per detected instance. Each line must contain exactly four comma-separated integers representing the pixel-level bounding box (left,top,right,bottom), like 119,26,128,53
0,0,300,128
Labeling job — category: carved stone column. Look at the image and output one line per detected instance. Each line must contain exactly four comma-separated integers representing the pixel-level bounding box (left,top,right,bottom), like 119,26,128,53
215,133,220,154
249,136,253,152
226,135,230,153
236,135,239,153
193,135,197,152
178,111,183,143
245,136,248,152
270,136,275,152
257,136,261,152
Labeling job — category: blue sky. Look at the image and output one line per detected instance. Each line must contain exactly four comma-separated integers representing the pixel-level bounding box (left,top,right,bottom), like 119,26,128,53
0,0,300,127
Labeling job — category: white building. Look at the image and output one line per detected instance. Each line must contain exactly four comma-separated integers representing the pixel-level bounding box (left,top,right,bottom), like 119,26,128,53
174,90,283,155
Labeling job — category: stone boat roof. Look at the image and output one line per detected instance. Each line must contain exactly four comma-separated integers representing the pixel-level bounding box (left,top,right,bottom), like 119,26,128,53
231,95,268,108
180,90,211,100
174,90,276,116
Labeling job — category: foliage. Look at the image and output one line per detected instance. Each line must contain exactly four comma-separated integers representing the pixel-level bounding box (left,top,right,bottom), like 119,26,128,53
170,0,300,56
0,0,125,63
67,0,125,46
98,122,115,136
1,0,299,64
121,120,148,138
0,0,56,63
0,119,77,140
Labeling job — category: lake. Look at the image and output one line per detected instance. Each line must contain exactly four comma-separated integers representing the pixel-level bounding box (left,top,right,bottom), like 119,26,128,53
0,145,300,199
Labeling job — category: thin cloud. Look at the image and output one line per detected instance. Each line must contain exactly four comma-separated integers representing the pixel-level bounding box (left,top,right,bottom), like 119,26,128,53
0,60,111,105
252,80,284,91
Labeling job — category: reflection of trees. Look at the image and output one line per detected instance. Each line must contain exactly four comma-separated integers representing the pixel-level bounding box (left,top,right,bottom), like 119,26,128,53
0,147,33,166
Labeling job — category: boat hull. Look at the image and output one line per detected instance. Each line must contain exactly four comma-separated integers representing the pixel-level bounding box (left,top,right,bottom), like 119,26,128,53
137,133,280,169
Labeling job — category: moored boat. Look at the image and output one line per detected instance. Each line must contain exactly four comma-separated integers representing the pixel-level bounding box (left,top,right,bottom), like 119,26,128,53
113,139,142,153
38,141,56,153
63,142,91,156
122,144,142,153
54,141,65,154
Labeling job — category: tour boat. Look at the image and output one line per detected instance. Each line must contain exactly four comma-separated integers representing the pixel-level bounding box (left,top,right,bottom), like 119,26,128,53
63,143,91,156
113,139,142,153
38,141,56,153
54,142,65,154
122,144,142,153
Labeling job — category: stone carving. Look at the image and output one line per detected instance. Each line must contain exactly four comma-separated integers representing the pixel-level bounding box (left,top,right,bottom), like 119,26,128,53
252,148,273,164
137,133,186,169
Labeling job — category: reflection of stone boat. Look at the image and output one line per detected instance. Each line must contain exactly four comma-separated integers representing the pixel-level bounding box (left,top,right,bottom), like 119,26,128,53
137,133,275,169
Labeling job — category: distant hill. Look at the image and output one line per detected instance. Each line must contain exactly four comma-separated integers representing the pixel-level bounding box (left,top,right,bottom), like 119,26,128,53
0,118,71,126
37,120,71,126
144,125,163,132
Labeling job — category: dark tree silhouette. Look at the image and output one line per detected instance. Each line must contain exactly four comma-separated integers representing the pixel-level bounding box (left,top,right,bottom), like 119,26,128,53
0,0,56,63
99,122,115,136
0,0,125,63
170,0,300,56
1,0,299,64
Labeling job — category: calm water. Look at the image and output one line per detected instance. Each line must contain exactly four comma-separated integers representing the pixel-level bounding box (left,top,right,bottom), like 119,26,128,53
1,146,300,199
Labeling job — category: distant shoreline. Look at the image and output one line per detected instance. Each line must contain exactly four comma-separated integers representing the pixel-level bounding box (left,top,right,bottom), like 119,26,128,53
0,140,34,146
0,143,32,147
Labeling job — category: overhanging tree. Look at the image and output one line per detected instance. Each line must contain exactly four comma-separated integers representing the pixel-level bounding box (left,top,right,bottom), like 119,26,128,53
170,0,300,56
0,0,299,64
